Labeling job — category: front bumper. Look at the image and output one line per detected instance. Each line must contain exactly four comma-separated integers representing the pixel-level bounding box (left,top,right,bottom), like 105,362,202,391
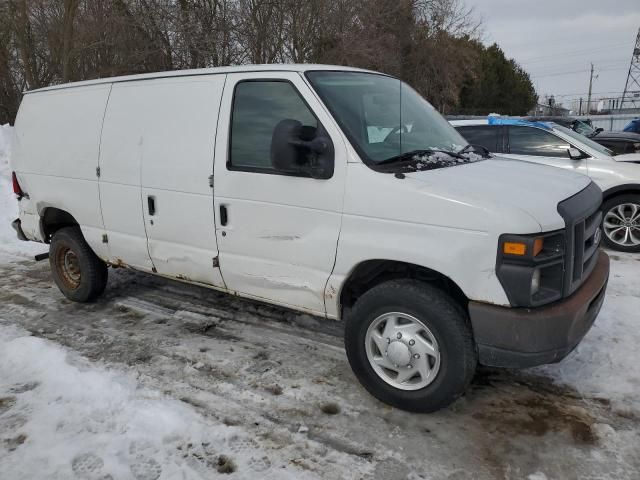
11,218,29,242
469,251,610,368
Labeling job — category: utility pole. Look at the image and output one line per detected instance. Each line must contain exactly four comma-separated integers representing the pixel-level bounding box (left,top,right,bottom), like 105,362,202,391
578,97,583,115
586,63,595,115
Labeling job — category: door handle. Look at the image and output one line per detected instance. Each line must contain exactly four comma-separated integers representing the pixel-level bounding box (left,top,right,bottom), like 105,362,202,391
220,204,228,226
148,196,156,216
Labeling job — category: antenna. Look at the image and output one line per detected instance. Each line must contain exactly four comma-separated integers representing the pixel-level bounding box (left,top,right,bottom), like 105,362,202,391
620,27,640,111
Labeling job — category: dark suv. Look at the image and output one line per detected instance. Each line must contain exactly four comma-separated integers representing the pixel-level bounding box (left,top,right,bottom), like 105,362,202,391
526,116,640,155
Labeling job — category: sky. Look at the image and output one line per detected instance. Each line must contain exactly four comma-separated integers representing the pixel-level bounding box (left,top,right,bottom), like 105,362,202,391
465,0,640,109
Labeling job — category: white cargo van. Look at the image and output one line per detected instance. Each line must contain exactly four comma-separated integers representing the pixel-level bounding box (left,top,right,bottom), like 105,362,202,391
10,65,609,412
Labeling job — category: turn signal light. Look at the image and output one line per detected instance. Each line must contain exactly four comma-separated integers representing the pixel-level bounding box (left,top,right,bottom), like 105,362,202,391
533,237,544,256
503,237,544,257
503,241,527,256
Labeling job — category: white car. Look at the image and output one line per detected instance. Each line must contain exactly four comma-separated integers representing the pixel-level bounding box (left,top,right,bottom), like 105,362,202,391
10,65,609,412
451,118,640,252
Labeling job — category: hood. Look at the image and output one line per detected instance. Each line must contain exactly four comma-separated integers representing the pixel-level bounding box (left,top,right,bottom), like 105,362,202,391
614,153,640,163
403,158,592,231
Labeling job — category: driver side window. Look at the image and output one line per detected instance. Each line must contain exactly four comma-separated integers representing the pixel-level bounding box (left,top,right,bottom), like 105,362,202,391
508,126,571,158
229,80,318,173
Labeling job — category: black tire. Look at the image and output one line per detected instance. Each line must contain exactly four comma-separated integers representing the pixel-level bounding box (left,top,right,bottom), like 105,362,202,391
344,279,476,413
49,226,108,302
601,194,640,253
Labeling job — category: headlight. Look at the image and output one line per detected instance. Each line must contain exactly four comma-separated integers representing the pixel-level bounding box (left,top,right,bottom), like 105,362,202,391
497,231,565,307
531,268,541,296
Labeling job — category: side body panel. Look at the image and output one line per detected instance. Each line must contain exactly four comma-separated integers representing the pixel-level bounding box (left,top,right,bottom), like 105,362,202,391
11,85,111,257
325,162,521,318
586,156,640,193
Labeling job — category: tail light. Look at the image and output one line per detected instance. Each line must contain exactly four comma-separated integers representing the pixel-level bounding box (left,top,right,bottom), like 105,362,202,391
11,172,24,198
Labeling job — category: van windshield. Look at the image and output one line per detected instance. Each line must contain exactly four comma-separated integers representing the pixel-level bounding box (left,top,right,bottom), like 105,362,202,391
306,71,478,169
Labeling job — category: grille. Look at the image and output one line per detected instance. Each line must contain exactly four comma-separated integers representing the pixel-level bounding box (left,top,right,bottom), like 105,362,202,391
567,209,601,294
557,182,603,297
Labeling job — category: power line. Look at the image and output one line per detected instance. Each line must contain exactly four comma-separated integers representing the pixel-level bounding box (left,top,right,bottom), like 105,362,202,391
531,65,630,78
528,59,629,72
519,42,630,64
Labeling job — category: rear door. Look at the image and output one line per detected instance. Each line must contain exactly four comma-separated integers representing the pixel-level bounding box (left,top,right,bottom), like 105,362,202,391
506,125,588,175
212,72,347,315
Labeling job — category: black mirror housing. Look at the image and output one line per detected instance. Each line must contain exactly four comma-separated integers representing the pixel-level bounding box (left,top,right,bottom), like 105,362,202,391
271,119,334,179
567,147,586,160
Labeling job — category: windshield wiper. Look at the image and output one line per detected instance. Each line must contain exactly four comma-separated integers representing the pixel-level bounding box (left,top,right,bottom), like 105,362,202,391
377,148,464,166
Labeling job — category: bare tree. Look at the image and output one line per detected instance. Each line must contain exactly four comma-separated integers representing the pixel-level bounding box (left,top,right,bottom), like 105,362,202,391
0,0,538,124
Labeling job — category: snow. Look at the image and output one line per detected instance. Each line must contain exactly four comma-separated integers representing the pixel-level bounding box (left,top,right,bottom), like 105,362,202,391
536,253,640,413
412,150,484,171
0,125,41,258
0,324,311,479
1,125,639,478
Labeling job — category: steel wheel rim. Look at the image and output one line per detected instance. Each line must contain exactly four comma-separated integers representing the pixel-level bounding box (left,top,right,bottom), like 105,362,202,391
56,247,81,289
365,312,441,391
603,203,640,247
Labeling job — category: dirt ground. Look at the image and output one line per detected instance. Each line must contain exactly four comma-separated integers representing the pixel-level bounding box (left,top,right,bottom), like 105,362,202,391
1,247,639,480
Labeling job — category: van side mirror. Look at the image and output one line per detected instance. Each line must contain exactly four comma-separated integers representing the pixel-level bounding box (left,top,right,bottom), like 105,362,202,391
271,119,334,179
567,147,586,160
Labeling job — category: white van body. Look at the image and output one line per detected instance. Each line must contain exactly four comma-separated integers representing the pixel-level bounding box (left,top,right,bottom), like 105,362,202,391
11,65,610,411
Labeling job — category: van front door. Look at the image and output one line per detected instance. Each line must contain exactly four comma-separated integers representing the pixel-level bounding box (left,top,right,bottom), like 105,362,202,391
213,72,347,315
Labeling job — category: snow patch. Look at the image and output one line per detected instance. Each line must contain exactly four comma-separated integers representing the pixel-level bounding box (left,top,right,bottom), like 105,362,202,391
0,125,43,258
412,150,483,171
534,252,640,414
0,324,307,479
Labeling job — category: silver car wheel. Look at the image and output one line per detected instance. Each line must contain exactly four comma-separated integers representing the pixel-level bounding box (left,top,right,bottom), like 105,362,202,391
603,203,640,247
365,312,441,391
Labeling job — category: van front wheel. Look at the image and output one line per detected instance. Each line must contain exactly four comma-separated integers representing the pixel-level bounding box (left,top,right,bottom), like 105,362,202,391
49,227,108,302
344,280,476,412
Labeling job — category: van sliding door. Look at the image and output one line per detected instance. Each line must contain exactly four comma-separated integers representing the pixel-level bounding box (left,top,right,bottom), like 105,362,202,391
138,75,226,288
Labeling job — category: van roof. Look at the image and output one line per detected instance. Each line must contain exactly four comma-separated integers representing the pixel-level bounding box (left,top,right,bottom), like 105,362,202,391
25,64,379,94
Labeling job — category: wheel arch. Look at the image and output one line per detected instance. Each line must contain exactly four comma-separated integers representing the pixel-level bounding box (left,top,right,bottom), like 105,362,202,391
39,207,80,243
338,259,469,318
602,184,640,202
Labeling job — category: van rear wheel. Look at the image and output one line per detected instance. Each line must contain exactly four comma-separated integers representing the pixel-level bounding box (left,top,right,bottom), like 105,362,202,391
344,279,476,412
49,227,108,302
